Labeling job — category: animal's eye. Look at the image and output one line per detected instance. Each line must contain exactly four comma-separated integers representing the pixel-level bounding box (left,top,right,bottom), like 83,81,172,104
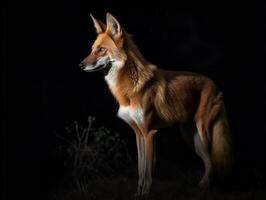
97,47,106,53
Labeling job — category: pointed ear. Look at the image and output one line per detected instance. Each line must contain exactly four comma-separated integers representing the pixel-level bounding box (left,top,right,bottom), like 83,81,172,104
106,12,122,39
90,14,106,34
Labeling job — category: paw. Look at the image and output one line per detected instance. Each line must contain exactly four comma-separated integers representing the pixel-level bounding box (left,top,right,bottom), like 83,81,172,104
133,193,149,200
199,178,210,189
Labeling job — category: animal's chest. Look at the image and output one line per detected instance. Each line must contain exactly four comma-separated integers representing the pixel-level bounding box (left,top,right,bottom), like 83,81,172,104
117,106,144,125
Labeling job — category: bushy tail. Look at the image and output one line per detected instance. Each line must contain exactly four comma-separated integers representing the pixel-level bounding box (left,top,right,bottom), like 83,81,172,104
210,104,234,175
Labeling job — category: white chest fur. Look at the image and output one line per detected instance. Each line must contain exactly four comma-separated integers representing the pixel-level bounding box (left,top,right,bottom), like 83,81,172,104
118,106,144,125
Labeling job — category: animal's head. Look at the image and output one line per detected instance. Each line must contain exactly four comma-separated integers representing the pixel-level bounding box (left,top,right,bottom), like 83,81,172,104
79,13,127,72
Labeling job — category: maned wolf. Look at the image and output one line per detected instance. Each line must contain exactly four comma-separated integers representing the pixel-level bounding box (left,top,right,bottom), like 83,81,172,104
79,13,233,197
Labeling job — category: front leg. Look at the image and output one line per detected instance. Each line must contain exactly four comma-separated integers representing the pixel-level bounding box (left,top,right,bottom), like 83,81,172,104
141,130,157,196
127,123,145,196
136,133,145,196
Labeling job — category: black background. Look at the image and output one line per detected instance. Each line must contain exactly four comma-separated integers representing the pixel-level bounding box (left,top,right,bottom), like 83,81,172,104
2,1,266,199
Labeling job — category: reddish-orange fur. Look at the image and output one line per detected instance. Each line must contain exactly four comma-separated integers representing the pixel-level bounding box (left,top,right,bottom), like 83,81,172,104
81,13,233,197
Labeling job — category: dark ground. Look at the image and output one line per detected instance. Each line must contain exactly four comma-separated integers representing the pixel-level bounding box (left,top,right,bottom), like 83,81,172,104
53,156,266,200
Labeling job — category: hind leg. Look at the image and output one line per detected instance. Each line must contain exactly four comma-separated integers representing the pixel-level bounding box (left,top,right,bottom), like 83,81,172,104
194,122,212,188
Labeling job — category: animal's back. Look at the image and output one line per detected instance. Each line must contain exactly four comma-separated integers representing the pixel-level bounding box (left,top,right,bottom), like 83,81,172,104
143,68,221,125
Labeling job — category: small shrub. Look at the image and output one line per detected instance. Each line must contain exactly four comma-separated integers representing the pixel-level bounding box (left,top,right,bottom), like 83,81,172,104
57,116,131,182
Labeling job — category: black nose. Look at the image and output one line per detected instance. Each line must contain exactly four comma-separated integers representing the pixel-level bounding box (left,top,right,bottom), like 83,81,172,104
79,62,86,69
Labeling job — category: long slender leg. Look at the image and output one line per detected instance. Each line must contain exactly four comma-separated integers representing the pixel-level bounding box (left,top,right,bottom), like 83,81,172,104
128,122,157,197
195,122,212,188
136,133,145,195
141,130,157,196
128,123,145,196
152,134,156,175
135,133,141,189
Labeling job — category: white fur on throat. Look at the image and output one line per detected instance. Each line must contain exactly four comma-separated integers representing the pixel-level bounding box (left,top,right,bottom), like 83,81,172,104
118,106,144,125
104,60,124,87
